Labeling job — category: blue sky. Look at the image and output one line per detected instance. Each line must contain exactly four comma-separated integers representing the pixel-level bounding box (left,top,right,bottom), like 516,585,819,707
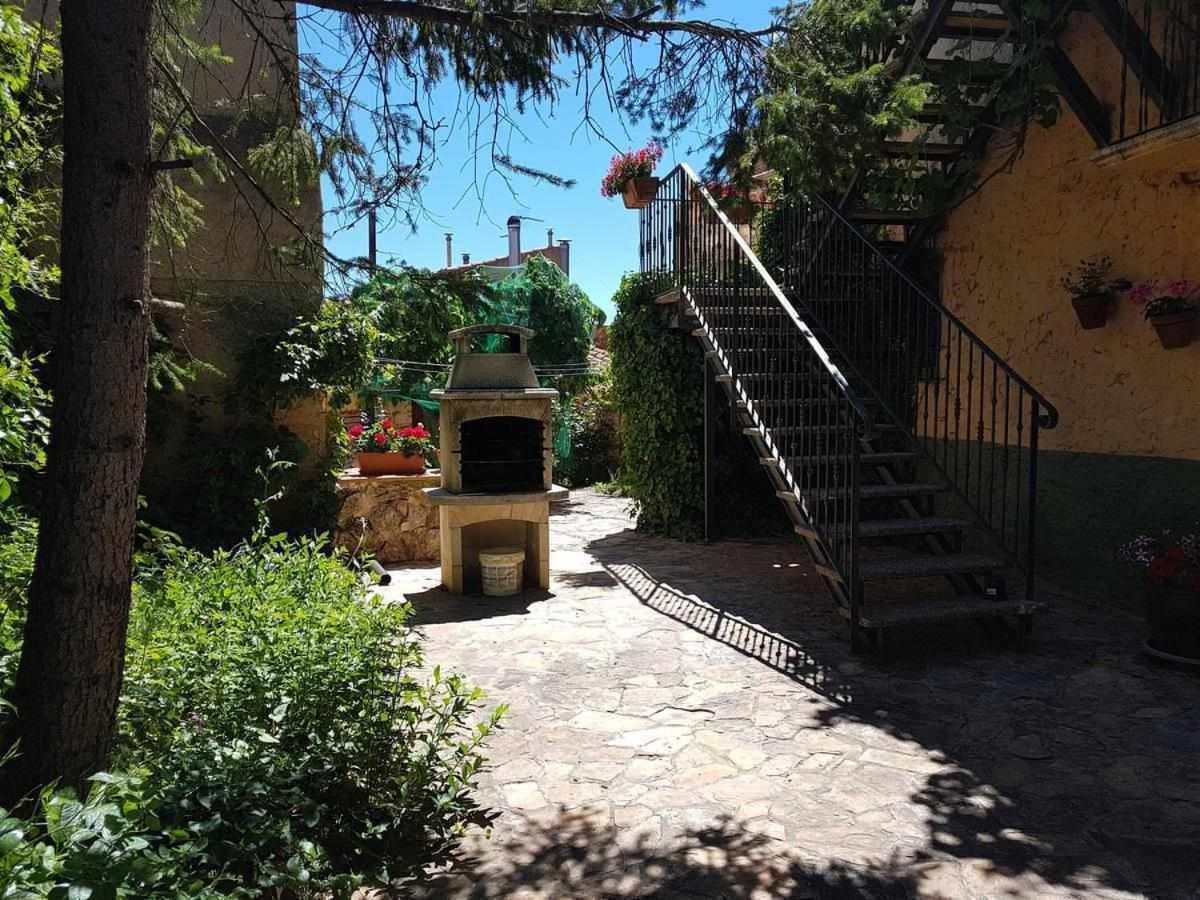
300,1,773,318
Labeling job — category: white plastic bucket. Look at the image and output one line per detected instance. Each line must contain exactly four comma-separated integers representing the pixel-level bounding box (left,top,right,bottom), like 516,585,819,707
479,546,526,597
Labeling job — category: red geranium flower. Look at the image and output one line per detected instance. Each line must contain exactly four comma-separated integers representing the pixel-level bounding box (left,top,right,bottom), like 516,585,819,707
399,425,430,439
373,431,389,447
381,417,394,431
1166,545,1185,562
347,423,363,439
1148,555,1184,582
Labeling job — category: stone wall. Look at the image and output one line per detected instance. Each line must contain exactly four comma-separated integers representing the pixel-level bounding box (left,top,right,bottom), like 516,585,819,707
334,472,441,563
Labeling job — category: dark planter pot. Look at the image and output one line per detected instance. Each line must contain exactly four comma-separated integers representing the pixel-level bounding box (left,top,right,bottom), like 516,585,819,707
720,202,752,225
1144,580,1200,662
356,452,426,476
622,176,659,210
1071,292,1111,330
1149,310,1196,349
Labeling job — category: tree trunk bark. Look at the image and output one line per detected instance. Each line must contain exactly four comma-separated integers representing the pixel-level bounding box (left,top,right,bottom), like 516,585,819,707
2,0,153,800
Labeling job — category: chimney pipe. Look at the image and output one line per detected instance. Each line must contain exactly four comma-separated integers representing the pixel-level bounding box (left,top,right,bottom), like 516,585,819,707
547,227,554,247
507,215,521,266
445,233,453,269
558,239,570,278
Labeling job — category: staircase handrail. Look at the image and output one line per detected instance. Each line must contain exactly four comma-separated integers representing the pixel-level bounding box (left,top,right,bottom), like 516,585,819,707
675,163,877,435
810,193,1060,430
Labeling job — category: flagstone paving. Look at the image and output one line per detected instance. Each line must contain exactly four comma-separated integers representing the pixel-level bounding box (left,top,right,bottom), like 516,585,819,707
385,489,1200,899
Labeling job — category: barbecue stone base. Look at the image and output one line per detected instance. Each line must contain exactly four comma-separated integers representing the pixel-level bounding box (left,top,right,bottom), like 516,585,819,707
422,486,569,594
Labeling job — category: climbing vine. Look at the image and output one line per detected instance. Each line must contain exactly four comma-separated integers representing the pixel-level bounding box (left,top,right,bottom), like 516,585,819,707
609,273,705,540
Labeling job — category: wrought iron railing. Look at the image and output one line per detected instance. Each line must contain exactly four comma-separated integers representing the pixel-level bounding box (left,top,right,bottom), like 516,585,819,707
640,164,873,619
1108,0,1200,141
760,194,1058,599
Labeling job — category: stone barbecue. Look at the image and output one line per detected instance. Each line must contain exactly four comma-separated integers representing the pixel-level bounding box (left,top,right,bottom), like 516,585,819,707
422,325,567,593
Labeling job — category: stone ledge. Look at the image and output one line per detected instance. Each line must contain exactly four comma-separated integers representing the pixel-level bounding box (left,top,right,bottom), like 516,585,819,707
338,470,442,486
421,485,570,506
334,469,441,563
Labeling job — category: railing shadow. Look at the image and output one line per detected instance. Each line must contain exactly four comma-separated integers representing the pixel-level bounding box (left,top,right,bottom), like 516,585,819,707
582,523,1200,899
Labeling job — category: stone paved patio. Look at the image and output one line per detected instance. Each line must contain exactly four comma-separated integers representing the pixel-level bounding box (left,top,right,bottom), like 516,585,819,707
384,490,1200,899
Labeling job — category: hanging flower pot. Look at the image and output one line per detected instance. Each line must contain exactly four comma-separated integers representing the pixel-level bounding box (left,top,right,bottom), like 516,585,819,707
357,452,426,476
621,176,660,210
1129,280,1198,350
1149,310,1196,349
600,141,664,210
1061,256,1121,331
1070,292,1111,330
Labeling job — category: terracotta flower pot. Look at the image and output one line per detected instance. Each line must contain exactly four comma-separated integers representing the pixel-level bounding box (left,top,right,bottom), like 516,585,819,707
356,452,426,476
1149,310,1196,349
622,176,659,210
1144,580,1200,662
1071,292,1110,330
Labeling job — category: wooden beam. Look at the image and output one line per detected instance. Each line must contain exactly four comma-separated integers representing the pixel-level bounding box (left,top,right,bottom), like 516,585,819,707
1084,0,1174,114
996,0,1112,146
1044,44,1113,145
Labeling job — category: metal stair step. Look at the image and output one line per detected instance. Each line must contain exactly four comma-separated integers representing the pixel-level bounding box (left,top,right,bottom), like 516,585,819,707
859,482,945,499
859,553,1006,580
882,140,964,161
855,516,973,538
938,12,1013,40
762,450,916,466
841,597,1038,629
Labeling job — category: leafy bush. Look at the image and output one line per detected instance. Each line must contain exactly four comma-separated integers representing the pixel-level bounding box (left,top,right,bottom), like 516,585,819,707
0,525,502,897
555,369,621,488
609,273,705,539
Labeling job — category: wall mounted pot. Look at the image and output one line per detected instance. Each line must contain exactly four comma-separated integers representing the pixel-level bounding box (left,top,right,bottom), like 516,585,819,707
1149,310,1196,349
1071,292,1111,330
622,176,659,210
357,452,427,476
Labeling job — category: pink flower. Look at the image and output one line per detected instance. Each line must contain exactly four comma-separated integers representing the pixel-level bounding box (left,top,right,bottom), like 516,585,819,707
1129,283,1156,305
1166,280,1196,299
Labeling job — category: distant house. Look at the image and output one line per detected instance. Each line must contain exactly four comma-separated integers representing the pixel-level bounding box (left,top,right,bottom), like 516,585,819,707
443,216,571,278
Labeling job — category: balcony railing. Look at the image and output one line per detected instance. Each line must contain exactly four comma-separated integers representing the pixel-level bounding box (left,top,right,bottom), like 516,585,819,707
1110,0,1200,142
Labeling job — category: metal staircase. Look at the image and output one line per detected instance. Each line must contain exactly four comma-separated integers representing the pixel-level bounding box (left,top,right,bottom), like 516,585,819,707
640,164,1058,652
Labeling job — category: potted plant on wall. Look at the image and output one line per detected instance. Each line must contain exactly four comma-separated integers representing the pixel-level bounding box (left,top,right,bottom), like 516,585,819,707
1120,528,1200,665
349,418,436,476
703,181,756,224
1060,255,1123,329
600,141,664,210
1130,280,1198,349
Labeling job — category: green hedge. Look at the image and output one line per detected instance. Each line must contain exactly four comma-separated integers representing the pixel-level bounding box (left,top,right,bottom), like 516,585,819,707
609,273,705,540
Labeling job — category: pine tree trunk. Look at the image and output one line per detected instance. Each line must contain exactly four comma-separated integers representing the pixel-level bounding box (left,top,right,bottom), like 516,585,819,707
2,0,153,799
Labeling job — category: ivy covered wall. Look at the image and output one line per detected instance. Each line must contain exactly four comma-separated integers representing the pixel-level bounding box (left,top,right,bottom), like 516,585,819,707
609,273,789,541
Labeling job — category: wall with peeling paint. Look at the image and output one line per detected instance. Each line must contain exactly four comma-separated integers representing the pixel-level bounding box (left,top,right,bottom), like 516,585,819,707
938,14,1200,464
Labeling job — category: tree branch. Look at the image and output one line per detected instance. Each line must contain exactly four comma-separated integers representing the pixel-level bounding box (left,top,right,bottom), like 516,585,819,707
299,0,779,45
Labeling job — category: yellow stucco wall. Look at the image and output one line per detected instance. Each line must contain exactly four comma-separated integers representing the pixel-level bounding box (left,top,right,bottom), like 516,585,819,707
937,14,1200,462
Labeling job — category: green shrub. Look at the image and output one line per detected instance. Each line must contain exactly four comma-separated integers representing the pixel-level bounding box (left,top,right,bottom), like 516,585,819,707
555,370,621,488
0,525,502,897
609,273,705,539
